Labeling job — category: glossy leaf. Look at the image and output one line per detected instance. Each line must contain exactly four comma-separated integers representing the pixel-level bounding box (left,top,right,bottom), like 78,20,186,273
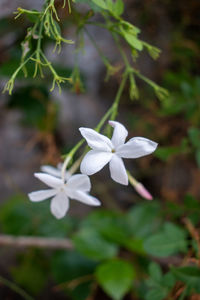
96,259,135,300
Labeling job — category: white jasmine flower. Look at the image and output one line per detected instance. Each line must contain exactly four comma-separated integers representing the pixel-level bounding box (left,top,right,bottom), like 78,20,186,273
79,120,158,185
28,172,100,219
41,163,70,180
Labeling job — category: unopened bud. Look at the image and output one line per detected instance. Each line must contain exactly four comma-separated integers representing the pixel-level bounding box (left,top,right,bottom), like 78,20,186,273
134,182,153,200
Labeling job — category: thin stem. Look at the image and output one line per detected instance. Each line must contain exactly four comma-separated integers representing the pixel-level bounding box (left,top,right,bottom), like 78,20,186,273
110,71,128,120
3,51,36,94
127,171,138,186
61,71,128,175
0,275,34,300
0,234,73,249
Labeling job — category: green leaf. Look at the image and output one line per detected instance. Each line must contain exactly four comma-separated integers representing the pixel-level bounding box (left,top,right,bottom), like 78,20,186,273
73,228,118,260
51,251,96,300
96,259,135,300
123,32,143,51
81,210,130,245
91,0,107,10
0,194,76,237
163,272,176,289
154,146,179,161
171,266,200,289
195,149,200,168
126,202,162,238
188,127,200,148
148,262,163,283
11,251,48,295
143,222,188,257
145,288,168,300
75,0,101,11
113,0,124,16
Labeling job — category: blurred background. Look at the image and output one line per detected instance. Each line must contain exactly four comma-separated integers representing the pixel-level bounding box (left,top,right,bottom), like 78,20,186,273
0,0,200,299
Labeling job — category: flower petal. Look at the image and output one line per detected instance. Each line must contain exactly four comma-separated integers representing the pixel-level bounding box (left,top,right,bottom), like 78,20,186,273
79,127,113,151
72,190,101,206
116,137,158,158
34,173,63,189
109,155,128,185
80,150,113,175
41,165,62,177
41,165,71,180
50,192,69,219
109,120,128,148
67,174,91,192
28,189,57,202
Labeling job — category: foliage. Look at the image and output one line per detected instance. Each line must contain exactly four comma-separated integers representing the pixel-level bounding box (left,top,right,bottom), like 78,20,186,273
1,194,200,299
0,0,199,299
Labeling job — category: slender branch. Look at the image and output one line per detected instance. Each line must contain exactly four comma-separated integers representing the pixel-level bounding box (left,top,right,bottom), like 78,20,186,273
0,234,73,250
0,276,34,300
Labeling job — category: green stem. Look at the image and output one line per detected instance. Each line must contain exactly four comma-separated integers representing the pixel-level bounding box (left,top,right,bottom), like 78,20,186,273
3,51,36,94
110,71,128,120
62,71,128,174
40,51,59,78
0,276,34,300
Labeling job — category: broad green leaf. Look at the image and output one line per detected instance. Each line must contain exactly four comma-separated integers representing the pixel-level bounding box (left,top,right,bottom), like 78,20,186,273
171,266,200,289
75,0,101,11
143,222,188,257
96,259,135,300
91,0,107,10
51,251,96,300
162,272,176,289
124,238,145,255
195,149,200,168
81,210,130,245
106,0,113,10
148,262,163,283
51,251,96,283
154,146,179,161
123,32,143,51
145,287,168,300
113,0,124,16
188,127,200,148
73,228,118,260
11,251,48,295
0,194,75,237
126,202,162,238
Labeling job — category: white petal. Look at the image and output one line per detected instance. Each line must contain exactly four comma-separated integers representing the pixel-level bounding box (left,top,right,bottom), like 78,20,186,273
116,137,158,158
109,120,128,148
79,127,113,151
28,189,57,202
72,190,101,206
109,155,128,185
50,192,69,219
67,174,91,192
34,173,63,188
80,150,113,175
41,165,62,177
41,165,71,180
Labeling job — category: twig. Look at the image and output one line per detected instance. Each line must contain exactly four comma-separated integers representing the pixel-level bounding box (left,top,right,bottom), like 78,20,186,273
183,218,200,267
0,275,34,300
0,234,73,250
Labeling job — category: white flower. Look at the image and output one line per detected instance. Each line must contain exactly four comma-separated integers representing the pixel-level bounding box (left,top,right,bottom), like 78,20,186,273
41,163,70,180
28,172,100,219
79,120,158,185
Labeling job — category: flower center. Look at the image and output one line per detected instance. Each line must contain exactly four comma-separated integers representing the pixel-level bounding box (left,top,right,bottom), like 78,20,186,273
111,149,115,153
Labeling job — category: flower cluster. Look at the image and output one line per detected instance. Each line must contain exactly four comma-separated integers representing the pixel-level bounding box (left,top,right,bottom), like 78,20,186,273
28,121,158,218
